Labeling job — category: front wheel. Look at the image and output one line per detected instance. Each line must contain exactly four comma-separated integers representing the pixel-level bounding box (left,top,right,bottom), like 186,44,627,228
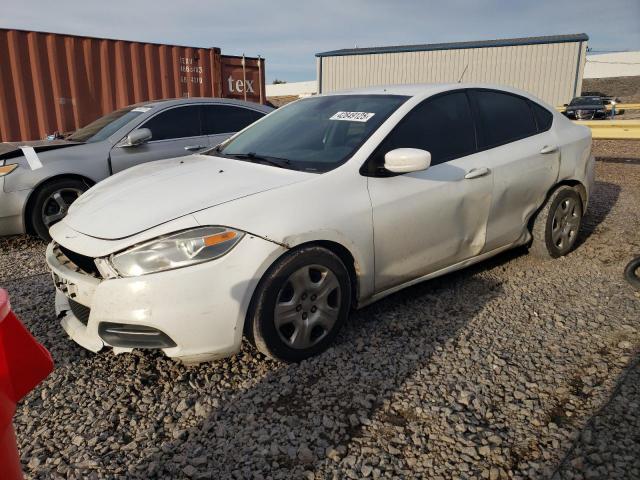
246,246,352,362
529,185,583,259
29,178,89,241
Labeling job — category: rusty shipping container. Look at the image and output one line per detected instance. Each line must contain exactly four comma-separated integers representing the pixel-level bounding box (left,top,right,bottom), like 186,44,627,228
0,28,266,142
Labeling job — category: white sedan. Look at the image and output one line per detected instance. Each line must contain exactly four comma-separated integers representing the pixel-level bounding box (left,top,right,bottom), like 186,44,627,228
46,84,595,363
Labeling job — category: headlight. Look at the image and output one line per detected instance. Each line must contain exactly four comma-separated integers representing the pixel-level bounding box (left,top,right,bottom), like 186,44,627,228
110,226,244,277
0,163,18,177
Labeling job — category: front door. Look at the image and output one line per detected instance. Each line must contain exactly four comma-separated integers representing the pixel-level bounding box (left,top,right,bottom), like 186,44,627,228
366,91,494,293
109,105,209,174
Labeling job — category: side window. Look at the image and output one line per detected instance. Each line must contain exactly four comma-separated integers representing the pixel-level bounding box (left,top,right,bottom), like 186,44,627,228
530,101,553,132
141,106,201,141
377,92,476,167
472,90,537,148
202,105,264,134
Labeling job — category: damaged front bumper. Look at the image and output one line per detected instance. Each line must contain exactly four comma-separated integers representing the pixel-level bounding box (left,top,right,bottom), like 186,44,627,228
45,233,287,362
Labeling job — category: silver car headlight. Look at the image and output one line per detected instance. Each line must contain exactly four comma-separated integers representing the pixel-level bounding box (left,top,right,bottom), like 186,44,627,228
110,226,244,277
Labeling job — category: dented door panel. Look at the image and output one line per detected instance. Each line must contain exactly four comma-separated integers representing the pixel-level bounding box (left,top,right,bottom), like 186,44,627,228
482,130,560,252
368,151,493,293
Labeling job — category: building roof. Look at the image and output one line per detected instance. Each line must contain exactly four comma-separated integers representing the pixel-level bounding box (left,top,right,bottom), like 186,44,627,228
316,33,589,58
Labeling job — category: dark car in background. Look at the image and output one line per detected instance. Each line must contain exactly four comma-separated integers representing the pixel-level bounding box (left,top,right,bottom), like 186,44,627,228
563,96,608,120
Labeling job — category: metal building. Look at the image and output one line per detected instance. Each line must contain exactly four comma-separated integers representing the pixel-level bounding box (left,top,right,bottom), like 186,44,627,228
0,29,266,142
316,33,588,106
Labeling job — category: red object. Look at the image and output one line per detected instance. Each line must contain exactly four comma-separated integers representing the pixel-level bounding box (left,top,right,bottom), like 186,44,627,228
0,289,54,480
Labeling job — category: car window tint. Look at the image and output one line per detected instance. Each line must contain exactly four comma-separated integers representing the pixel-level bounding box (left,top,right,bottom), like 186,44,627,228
142,106,201,141
379,92,476,166
202,105,264,134
531,102,553,132
473,90,537,148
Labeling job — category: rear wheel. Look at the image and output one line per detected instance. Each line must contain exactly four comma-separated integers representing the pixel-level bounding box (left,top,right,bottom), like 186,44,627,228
530,185,583,259
29,178,88,241
624,257,640,290
246,246,352,362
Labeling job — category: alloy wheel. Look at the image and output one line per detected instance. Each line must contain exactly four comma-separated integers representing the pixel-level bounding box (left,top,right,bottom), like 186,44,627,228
41,188,84,228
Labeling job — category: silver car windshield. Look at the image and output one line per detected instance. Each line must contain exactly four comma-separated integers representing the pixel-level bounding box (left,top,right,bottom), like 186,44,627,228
67,106,145,143
215,94,409,172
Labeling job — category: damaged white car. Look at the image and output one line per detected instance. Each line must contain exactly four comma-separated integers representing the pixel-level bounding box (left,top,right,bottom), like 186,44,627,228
46,84,595,363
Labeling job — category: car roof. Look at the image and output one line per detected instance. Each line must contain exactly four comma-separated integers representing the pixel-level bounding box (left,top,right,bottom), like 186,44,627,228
321,83,551,105
129,97,272,111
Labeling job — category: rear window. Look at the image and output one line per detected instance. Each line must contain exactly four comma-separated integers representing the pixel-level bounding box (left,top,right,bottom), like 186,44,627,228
531,102,553,132
472,90,538,149
202,105,264,134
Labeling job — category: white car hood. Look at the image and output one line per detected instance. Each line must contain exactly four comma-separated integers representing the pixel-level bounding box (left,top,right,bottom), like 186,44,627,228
65,154,313,240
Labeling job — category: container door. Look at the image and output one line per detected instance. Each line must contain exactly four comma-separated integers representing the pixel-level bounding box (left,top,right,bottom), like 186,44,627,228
109,105,208,174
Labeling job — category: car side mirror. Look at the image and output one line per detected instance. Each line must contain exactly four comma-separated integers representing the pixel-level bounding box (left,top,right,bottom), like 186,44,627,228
384,148,431,173
123,128,152,147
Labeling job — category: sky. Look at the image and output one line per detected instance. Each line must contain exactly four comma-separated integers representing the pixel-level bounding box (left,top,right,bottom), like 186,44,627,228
1,0,639,83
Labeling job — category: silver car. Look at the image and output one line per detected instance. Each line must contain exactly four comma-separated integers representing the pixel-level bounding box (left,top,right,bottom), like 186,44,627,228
0,98,272,240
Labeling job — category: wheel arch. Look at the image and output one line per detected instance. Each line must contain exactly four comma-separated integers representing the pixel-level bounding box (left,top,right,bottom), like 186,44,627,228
250,238,361,315
527,180,587,233
23,174,96,234
299,240,360,306
556,179,587,210
242,237,361,348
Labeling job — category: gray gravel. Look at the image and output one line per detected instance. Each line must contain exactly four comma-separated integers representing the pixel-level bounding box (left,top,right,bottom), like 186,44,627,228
2,154,639,479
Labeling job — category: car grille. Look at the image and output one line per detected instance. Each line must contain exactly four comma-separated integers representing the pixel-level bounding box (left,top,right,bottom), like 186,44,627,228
575,110,594,119
58,244,101,277
68,298,91,325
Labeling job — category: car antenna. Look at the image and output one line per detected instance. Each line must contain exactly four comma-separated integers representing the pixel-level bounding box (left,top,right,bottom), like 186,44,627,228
457,64,469,83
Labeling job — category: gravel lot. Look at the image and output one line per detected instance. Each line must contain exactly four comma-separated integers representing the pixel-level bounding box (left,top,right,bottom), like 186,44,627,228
2,141,639,479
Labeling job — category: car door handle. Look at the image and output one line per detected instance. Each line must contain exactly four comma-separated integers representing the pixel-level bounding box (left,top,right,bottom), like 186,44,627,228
184,145,206,151
540,145,558,154
464,167,491,179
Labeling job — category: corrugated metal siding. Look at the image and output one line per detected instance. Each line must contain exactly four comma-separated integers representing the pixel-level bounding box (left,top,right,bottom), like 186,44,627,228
319,40,586,106
0,29,266,142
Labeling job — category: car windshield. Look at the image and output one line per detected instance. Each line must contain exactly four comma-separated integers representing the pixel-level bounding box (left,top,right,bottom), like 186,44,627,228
66,106,147,143
570,97,602,106
213,94,409,172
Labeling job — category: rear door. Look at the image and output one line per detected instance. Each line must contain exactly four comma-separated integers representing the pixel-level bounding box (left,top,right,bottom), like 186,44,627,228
201,104,266,147
366,91,494,292
469,89,560,251
109,104,206,174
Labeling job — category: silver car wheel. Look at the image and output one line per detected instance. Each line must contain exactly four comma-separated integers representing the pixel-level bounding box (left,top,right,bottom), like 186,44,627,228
42,188,83,227
551,196,580,251
274,264,342,350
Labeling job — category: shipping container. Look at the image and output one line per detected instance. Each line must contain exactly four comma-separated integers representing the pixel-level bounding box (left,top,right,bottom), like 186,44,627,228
316,34,588,107
0,29,266,142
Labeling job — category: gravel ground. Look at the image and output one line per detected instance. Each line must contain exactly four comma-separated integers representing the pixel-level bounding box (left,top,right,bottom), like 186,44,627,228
1,143,639,479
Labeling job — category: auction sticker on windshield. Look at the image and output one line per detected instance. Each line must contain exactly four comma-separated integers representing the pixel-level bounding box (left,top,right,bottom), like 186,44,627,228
330,111,375,122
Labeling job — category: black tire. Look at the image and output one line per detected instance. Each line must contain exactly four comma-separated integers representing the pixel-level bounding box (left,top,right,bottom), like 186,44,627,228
29,178,89,241
624,256,640,290
245,246,352,362
530,185,583,259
